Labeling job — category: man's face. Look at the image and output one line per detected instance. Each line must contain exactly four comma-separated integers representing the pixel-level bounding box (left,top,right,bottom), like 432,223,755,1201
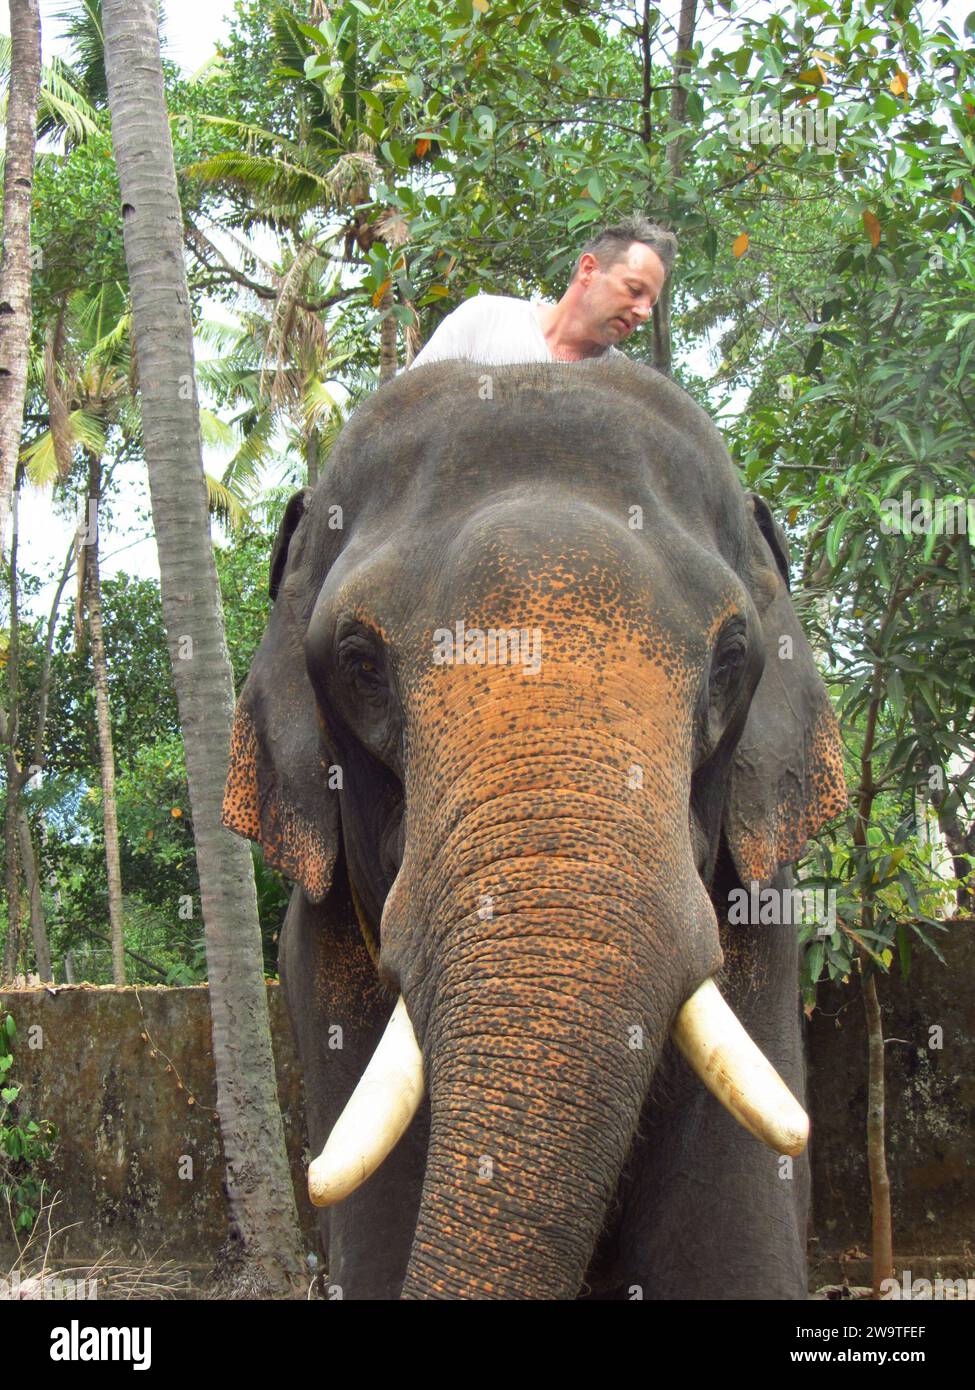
577,241,667,347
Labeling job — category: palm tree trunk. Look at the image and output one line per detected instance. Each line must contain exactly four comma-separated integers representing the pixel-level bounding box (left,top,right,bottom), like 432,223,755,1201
305,427,319,488
0,0,41,562
101,0,305,1296
0,0,41,984
379,281,398,381
82,451,126,984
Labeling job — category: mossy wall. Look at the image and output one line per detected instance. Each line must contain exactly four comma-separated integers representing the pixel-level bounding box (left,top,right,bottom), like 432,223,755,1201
0,983,318,1271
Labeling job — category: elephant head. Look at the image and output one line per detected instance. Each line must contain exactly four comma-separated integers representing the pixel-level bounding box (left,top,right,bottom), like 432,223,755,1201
222,358,846,1299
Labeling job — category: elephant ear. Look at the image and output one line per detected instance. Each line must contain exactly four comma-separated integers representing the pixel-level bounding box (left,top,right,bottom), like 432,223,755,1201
724,493,847,884
222,488,339,904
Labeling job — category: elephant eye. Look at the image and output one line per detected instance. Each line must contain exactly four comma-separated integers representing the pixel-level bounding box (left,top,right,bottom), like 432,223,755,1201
709,627,747,700
338,633,388,699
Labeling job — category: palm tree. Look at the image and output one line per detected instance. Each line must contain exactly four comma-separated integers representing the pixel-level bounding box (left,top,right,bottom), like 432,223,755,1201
101,0,305,1296
185,3,414,382
22,283,246,985
0,0,43,564
28,284,135,983
193,235,351,491
0,0,43,983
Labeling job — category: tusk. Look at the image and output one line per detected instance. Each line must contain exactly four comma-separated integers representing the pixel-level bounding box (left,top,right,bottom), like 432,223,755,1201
672,978,809,1157
308,995,424,1208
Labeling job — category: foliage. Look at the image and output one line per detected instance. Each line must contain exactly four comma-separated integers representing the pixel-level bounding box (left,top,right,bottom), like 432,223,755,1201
0,1014,57,1237
8,0,974,1009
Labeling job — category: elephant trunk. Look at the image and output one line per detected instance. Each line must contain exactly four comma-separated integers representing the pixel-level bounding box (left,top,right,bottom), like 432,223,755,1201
400,911,672,1300
386,738,719,1299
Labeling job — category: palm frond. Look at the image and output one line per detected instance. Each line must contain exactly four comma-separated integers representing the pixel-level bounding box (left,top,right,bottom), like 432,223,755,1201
0,35,100,144
190,115,336,170
48,0,107,105
302,374,349,432
220,410,278,492
38,76,101,145
22,409,107,487
185,151,331,218
198,408,238,452
204,473,250,531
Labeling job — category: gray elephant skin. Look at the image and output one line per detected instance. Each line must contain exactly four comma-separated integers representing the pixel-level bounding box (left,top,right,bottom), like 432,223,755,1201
222,357,846,1300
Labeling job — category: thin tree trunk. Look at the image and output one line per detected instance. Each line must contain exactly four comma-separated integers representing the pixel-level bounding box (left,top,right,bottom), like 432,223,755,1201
32,535,77,774
305,427,319,488
17,808,50,980
862,971,894,1295
101,0,305,1296
2,801,22,982
0,0,41,562
2,480,26,981
82,451,126,984
649,0,696,375
379,281,398,381
854,677,896,1296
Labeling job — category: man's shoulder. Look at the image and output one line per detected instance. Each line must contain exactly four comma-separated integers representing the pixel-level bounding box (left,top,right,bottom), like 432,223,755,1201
449,293,534,318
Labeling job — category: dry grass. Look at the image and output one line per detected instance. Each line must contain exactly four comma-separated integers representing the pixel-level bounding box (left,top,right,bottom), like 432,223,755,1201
1,1193,196,1300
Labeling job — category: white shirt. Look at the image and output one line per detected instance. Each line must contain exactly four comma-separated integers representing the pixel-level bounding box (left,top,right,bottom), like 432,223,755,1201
408,294,625,370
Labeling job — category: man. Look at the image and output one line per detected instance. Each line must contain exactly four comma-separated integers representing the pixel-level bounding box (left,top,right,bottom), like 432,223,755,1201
408,216,676,370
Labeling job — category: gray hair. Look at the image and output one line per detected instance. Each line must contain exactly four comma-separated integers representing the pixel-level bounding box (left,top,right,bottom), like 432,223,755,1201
573,217,678,281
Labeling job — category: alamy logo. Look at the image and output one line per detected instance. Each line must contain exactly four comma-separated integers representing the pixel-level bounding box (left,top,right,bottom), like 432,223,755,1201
50,1320,151,1370
0,1272,96,1300
432,619,542,674
880,492,974,536
730,99,837,151
880,1270,975,1300
727,881,836,931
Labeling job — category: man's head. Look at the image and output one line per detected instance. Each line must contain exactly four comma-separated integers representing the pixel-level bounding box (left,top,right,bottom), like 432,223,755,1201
567,217,677,349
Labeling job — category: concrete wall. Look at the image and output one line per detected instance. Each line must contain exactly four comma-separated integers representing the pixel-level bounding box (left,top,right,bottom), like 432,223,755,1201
2,930,972,1281
0,983,318,1272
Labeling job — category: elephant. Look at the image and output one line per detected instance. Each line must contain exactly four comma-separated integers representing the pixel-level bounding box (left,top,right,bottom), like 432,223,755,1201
222,356,846,1300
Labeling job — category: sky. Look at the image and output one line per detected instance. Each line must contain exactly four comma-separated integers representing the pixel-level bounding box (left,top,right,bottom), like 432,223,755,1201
2,0,972,619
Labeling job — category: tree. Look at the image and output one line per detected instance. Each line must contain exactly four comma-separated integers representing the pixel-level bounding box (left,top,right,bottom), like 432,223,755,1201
194,249,349,492
101,0,305,1295
0,0,45,982
0,0,42,560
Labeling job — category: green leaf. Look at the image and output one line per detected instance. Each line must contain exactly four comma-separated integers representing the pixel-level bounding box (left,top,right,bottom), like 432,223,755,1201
946,312,975,343
808,941,825,981
826,510,852,565
1,1086,19,1103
